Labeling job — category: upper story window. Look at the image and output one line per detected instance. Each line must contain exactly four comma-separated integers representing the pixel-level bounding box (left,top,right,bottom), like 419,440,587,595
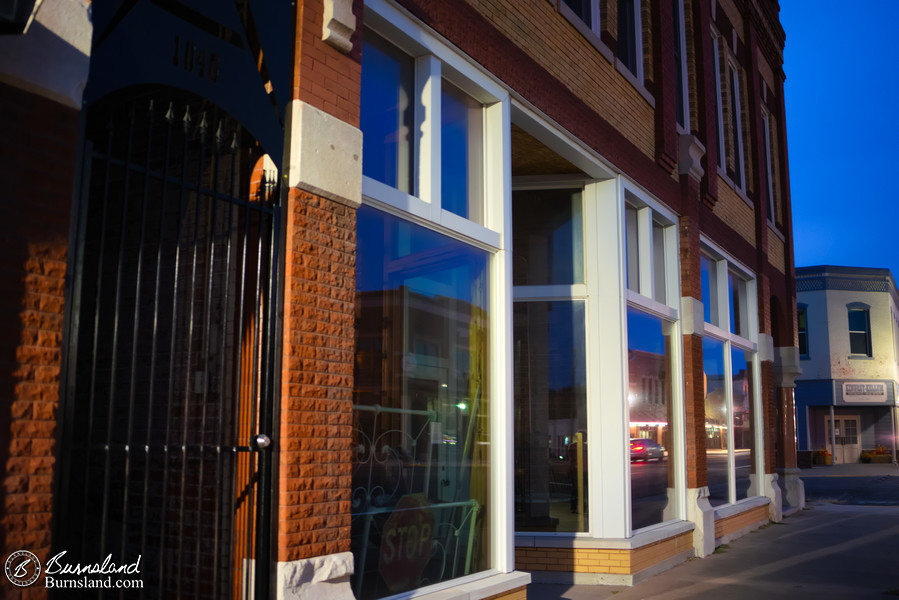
761,108,776,224
726,63,745,190
797,304,809,359
673,0,690,130
617,0,643,79
711,31,747,192
562,0,601,34
847,303,872,357
625,197,674,307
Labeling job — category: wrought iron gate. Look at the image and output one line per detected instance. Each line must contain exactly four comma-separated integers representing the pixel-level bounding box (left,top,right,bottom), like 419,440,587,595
56,86,281,599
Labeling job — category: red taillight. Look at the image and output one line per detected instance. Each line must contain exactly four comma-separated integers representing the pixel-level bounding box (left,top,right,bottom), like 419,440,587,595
633,445,644,452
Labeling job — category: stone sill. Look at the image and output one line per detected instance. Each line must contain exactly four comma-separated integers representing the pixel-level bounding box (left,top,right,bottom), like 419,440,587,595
398,571,531,600
516,519,695,550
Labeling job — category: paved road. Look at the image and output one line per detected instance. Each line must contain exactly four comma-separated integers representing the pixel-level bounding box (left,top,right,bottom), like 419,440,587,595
800,462,899,505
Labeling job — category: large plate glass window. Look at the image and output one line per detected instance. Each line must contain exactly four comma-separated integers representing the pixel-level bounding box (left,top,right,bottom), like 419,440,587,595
623,190,680,531
700,246,759,506
512,188,588,533
353,21,506,599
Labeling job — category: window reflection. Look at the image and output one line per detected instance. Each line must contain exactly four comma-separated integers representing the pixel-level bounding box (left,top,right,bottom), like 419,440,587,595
441,80,484,222
513,189,584,286
732,347,754,500
627,308,675,530
352,206,490,599
513,301,587,532
361,33,414,193
703,336,728,506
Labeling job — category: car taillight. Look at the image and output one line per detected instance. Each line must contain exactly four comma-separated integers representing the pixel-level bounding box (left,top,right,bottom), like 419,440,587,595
634,445,643,451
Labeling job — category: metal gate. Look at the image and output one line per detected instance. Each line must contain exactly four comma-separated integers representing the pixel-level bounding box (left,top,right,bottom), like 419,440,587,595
56,85,281,599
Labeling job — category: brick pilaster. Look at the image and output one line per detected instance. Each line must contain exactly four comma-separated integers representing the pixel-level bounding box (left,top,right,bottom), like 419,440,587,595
278,189,357,562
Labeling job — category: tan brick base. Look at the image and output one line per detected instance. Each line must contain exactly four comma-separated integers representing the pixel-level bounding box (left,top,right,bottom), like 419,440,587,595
516,531,693,576
715,504,770,541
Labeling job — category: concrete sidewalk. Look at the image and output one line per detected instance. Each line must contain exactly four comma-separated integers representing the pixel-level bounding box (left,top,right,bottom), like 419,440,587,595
529,499,899,599
797,461,899,477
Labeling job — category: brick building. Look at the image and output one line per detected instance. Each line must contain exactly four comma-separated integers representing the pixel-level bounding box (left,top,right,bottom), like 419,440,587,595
0,0,802,598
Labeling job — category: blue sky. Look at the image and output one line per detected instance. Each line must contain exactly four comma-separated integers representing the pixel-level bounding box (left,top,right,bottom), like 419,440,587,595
780,2,899,281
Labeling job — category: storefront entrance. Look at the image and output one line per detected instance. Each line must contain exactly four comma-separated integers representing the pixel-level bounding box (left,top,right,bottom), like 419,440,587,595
825,416,861,464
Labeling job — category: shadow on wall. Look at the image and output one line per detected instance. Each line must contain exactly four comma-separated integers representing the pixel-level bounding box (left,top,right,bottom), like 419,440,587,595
0,81,79,558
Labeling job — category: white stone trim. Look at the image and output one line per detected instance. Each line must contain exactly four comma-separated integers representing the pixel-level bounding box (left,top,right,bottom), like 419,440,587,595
680,296,705,337
686,486,715,558
277,552,355,600
322,0,356,53
0,0,92,108
284,100,363,208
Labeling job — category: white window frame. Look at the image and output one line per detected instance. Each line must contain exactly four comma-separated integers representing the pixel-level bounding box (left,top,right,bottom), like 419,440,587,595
622,180,685,535
700,238,763,507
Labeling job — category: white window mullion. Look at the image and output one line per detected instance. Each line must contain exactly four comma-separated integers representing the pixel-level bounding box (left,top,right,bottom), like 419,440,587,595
723,341,736,504
637,206,653,298
416,55,441,216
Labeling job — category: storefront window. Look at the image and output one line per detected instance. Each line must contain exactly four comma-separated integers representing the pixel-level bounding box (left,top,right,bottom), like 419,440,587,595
351,206,491,599
702,246,759,507
703,336,728,506
627,308,675,529
731,347,754,500
513,300,588,532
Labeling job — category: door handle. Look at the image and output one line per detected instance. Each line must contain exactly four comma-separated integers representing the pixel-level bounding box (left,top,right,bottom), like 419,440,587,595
253,434,272,450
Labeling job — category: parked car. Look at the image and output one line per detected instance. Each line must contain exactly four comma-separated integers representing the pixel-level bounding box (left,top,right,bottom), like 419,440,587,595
630,438,665,462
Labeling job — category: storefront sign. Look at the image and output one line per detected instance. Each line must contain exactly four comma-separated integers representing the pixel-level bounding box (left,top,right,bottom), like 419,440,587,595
842,382,888,403
378,494,434,593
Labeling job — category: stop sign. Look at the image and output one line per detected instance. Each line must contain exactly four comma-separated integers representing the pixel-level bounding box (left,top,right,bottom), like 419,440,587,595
378,494,435,593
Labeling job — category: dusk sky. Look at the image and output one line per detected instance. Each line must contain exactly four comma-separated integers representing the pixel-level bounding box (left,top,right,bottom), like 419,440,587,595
780,2,899,281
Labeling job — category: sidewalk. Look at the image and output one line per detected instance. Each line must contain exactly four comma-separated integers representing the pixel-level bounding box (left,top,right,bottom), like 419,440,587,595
528,465,899,600
797,461,899,477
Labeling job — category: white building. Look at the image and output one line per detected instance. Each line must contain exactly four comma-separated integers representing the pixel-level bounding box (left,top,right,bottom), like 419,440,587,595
795,266,899,464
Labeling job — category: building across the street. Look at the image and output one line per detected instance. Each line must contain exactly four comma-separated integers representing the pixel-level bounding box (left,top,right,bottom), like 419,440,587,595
0,0,803,598
794,266,899,465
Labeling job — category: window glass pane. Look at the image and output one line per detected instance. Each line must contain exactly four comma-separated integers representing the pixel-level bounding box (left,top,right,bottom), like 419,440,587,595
512,189,584,286
728,66,743,188
353,206,491,598
627,308,675,530
703,336,728,506
672,0,686,127
797,307,808,357
732,347,754,501
441,80,484,223
849,332,869,355
728,271,746,337
847,309,867,332
652,220,667,304
361,34,414,193
701,255,718,326
617,0,638,74
514,300,587,533
563,0,592,25
626,205,639,293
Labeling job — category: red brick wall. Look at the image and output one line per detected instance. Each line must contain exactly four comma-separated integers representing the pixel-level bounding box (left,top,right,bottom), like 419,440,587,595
277,189,356,562
295,0,362,125
0,82,78,598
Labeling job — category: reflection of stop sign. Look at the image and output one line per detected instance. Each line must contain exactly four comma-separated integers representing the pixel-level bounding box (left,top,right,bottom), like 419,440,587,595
378,494,435,593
